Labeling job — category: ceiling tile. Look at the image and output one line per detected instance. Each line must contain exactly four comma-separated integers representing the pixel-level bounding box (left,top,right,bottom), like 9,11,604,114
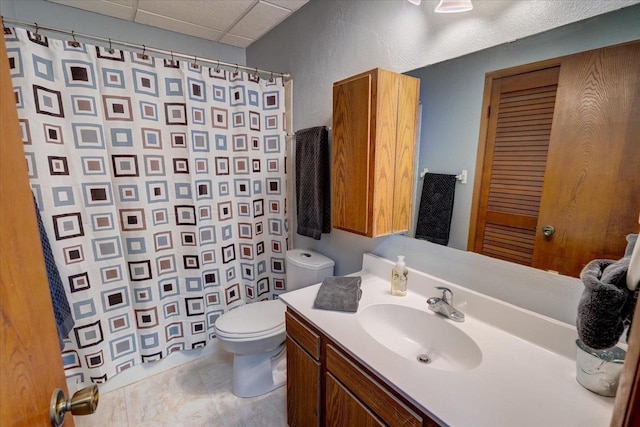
46,0,135,20
219,33,255,49
137,0,256,32
135,11,224,41
262,0,309,12
229,1,290,41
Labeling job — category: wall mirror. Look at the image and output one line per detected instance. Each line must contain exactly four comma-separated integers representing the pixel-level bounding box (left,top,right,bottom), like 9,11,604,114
405,33,640,278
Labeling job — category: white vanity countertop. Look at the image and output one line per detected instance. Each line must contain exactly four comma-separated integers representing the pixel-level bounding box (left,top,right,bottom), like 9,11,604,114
279,253,615,427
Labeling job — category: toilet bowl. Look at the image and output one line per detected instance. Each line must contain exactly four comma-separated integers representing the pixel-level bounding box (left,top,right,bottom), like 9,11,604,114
215,300,287,397
214,249,334,398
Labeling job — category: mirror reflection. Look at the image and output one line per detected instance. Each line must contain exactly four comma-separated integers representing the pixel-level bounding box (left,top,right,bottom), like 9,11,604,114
405,35,640,278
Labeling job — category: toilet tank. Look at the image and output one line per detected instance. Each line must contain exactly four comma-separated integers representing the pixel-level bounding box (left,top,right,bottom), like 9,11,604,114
285,249,335,291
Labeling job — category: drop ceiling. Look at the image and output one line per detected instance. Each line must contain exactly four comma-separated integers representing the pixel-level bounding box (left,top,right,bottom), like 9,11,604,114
45,0,309,48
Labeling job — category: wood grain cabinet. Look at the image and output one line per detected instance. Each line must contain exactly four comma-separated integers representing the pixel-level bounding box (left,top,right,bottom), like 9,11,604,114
286,311,321,427
285,309,443,427
332,68,420,238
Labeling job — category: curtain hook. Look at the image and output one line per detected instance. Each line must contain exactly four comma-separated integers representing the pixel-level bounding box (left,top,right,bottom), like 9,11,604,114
34,22,41,41
169,50,175,65
254,67,260,81
2,18,10,36
108,38,114,54
141,44,148,60
269,71,274,83
233,63,239,77
192,55,198,69
70,30,80,48
215,60,220,73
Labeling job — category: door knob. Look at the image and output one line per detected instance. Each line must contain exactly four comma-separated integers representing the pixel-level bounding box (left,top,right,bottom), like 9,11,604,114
50,385,99,426
542,225,555,237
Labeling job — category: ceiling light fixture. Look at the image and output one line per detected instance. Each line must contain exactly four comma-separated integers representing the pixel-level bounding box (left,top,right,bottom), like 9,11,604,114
408,0,422,5
434,0,473,13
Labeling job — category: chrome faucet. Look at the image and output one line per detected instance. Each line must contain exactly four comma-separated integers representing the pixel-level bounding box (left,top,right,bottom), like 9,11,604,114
427,287,465,322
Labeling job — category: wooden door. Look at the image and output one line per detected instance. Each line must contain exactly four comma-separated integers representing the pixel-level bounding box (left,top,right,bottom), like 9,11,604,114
332,72,373,236
612,295,640,427
532,42,640,276
472,66,560,266
0,36,75,426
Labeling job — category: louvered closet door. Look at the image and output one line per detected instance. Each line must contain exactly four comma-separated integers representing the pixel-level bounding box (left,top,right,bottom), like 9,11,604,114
473,67,560,266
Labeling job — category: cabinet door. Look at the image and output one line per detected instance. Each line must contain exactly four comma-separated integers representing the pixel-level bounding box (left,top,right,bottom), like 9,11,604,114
332,72,373,236
326,373,384,427
326,345,423,427
286,336,320,427
393,74,420,233
371,69,399,236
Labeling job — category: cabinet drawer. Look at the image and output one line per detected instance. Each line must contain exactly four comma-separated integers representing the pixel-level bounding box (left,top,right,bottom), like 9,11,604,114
286,310,320,359
326,344,422,427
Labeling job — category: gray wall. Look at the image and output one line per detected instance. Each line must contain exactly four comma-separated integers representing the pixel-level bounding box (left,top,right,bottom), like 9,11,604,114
0,0,245,65
247,1,640,276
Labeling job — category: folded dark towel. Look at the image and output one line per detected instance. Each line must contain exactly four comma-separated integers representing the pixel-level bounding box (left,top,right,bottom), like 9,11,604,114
577,258,632,349
313,276,362,313
34,197,74,350
295,126,330,240
415,173,457,246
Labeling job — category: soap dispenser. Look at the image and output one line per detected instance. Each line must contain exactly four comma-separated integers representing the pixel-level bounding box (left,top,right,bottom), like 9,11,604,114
391,255,408,296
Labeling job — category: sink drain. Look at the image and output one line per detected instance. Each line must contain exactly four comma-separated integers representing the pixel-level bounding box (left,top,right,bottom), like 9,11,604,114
417,354,431,364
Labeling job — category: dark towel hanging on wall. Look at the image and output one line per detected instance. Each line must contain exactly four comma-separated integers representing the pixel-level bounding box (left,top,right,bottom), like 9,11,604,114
415,173,457,246
295,126,331,240
34,197,75,350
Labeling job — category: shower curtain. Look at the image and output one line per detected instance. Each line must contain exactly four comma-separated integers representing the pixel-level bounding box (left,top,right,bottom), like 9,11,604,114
5,27,288,386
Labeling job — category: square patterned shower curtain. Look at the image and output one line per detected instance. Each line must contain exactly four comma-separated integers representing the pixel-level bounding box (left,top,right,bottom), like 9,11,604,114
6,27,288,386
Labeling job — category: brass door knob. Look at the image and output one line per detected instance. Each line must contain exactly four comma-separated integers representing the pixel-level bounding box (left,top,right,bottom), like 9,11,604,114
50,385,99,426
542,225,555,237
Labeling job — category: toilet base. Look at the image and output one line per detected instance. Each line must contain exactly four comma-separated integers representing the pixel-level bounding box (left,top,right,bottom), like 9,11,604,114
232,342,287,398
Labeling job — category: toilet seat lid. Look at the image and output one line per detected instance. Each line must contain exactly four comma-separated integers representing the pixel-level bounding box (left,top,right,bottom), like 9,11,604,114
215,299,286,336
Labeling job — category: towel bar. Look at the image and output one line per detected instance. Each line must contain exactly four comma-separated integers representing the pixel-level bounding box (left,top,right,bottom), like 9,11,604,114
420,168,467,184
287,127,332,139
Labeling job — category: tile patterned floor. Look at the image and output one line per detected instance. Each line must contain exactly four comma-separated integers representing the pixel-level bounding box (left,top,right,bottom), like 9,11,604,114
74,349,287,426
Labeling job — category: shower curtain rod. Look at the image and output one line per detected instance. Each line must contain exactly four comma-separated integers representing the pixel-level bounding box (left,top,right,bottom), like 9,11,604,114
2,17,291,80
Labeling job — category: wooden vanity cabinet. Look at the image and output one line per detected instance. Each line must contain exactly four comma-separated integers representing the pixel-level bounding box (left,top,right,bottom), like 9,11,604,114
286,311,321,427
332,68,420,238
286,309,443,427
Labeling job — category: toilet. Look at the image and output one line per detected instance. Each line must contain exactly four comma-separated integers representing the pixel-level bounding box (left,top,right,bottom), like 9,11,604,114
214,249,335,397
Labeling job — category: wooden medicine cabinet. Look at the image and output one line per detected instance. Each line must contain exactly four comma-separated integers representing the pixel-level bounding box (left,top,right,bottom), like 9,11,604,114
332,68,420,238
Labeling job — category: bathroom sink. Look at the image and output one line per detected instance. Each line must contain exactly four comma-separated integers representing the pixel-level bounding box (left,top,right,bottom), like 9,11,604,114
358,304,482,371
